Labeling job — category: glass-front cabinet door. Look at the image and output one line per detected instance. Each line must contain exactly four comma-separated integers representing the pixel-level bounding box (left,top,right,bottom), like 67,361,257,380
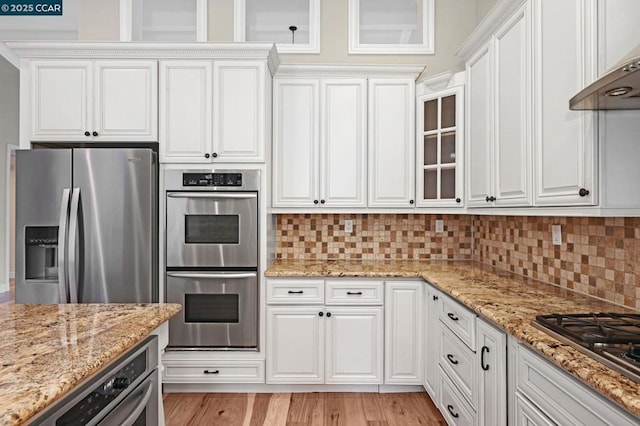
416,85,464,207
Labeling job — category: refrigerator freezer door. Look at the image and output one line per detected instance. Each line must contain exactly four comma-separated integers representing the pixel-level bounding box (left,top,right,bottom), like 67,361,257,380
15,149,72,303
73,149,157,303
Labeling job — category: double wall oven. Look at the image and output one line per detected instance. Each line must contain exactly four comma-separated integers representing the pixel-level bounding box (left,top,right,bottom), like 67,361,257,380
165,170,259,350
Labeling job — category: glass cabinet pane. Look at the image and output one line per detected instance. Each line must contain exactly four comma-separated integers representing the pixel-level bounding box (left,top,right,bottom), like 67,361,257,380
132,0,198,41
424,135,438,165
441,132,456,164
441,169,456,199
424,99,438,132
442,95,456,128
245,0,310,45
359,0,423,45
424,170,437,199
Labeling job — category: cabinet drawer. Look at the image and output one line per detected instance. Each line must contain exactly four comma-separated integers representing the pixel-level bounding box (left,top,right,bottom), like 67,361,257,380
266,279,324,304
440,294,476,350
439,366,476,426
325,280,383,305
514,393,555,426
516,344,638,426
439,324,477,408
163,360,265,384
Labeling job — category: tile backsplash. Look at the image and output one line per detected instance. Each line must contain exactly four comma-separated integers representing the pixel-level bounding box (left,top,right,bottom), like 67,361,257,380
275,214,472,260
275,214,640,309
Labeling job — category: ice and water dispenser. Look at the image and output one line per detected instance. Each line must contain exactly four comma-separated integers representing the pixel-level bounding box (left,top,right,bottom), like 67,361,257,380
24,226,59,280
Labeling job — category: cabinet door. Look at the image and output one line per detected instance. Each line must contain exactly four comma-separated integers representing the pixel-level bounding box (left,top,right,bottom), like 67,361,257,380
159,61,212,163
30,60,92,141
493,4,532,206
466,45,493,207
385,281,423,384
424,287,441,399
533,0,597,206
273,79,320,208
368,79,416,208
93,61,158,141
320,79,367,207
325,307,383,384
266,306,324,384
213,61,266,162
477,319,507,426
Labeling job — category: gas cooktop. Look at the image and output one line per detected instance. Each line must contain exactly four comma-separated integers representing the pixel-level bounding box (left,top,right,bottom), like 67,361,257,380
533,313,640,383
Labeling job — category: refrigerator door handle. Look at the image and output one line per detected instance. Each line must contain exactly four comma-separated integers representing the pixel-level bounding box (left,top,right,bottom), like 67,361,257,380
57,188,71,303
67,188,81,304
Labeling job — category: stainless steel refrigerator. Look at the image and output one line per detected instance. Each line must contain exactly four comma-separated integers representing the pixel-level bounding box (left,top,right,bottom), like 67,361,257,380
15,147,158,304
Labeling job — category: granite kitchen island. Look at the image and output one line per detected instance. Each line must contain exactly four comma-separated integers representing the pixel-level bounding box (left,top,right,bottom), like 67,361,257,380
0,303,181,425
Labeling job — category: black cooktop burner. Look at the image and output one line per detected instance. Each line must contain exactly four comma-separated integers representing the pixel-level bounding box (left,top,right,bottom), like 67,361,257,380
535,313,640,345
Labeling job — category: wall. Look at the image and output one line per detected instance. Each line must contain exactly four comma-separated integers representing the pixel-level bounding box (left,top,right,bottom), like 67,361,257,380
475,0,499,23
77,0,120,40
0,56,19,291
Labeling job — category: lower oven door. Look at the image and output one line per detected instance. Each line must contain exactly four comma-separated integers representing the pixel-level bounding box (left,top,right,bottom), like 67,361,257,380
98,369,159,426
166,271,258,349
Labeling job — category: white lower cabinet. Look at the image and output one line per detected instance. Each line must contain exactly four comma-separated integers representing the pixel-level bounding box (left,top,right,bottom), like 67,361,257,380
385,281,424,384
476,319,507,426
265,278,384,385
424,286,442,399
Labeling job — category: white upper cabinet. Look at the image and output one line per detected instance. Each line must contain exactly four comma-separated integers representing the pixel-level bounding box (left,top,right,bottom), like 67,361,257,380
273,79,320,207
29,60,157,142
416,73,465,208
466,4,532,208
273,76,367,208
533,0,597,206
160,59,269,163
368,79,416,208
348,0,434,54
235,0,320,54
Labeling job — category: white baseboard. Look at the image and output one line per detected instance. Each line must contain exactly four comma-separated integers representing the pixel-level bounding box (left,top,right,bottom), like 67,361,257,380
0,282,8,293
162,383,426,394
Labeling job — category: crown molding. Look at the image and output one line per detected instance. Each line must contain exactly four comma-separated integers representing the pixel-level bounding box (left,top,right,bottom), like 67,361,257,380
0,42,19,68
274,64,425,79
456,0,527,61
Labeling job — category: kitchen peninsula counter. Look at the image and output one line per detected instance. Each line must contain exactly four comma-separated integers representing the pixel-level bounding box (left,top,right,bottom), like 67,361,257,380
266,259,640,417
0,303,181,425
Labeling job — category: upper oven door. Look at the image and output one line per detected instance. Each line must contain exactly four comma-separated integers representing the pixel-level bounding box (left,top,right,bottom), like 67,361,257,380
166,192,258,268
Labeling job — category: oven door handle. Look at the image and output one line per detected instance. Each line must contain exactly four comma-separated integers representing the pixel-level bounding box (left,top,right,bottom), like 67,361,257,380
167,192,257,199
167,272,257,279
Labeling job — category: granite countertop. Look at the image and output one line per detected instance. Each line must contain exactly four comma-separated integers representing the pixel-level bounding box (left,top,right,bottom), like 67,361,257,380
0,303,181,425
266,259,640,418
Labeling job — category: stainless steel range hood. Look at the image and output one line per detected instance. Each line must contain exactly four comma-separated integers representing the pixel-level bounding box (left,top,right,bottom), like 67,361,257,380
570,45,640,110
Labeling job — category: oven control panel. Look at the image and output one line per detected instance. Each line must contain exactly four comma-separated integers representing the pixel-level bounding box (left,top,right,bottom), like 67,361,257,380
183,173,242,187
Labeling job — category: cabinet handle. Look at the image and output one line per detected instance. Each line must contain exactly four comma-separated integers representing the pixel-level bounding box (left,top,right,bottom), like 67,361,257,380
92,131,98,137
447,312,459,321
314,200,319,204
447,405,459,419
446,354,459,365
326,312,332,317
212,152,218,158
203,370,220,375
433,295,439,301
481,346,490,371
84,131,90,137
455,198,461,203
346,291,363,295
318,311,324,317
486,196,491,202
486,196,496,202
409,199,415,204
579,188,590,197
320,199,326,204
287,290,303,294
204,153,210,159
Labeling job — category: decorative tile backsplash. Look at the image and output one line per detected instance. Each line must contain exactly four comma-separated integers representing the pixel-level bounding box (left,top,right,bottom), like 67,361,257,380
275,214,472,260
275,214,640,309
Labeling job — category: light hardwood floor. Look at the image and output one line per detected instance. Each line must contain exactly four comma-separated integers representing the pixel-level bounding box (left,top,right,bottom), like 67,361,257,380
163,392,446,426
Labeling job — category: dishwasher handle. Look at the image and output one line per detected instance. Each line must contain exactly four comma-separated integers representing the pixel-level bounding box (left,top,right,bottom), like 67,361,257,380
167,272,257,279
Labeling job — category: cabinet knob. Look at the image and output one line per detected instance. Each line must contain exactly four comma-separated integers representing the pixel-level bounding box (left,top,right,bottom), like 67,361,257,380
326,312,332,318
204,153,210,159
320,199,326,204
433,295,438,301
84,131,91,137
318,311,323,317
409,199,415,205
92,131,98,137
314,200,319,205
455,198,461,203
486,196,491,202
212,152,218,158
579,188,590,197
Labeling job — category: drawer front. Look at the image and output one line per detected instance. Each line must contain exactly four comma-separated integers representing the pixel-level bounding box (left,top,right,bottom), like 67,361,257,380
439,366,476,426
325,279,383,305
163,360,265,384
266,279,324,304
439,325,477,408
440,295,476,350
514,393,555,426
516,344,638,426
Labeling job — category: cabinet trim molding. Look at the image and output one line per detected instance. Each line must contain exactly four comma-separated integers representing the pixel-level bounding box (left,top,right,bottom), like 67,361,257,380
275,64,423,79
